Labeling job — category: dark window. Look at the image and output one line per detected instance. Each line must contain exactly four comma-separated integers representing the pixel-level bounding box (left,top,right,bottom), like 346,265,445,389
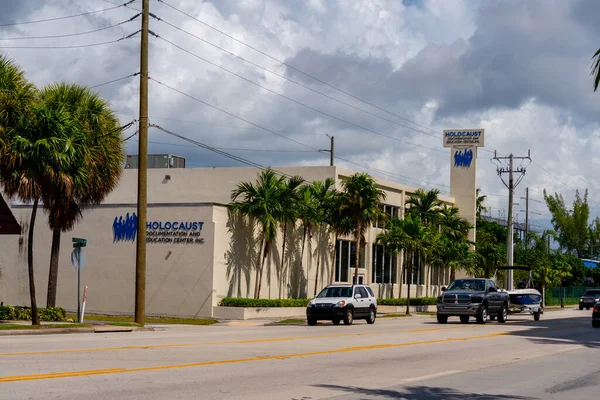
335,240,364,283
372,244,397,284
375,204,399,228
358,287,369,298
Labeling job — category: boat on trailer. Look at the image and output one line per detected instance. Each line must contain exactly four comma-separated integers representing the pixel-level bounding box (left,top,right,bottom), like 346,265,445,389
493,266,543,321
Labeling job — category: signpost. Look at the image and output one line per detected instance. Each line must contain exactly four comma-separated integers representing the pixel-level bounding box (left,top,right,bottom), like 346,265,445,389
72,238,87,323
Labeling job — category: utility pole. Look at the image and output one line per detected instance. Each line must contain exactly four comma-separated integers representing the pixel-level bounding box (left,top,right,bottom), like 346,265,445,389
320,135,335,166
493,150,531,290
134,0,149,326
524,187,529,249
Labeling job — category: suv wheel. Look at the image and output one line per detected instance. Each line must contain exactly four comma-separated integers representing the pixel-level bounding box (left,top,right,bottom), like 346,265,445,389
437,314,448,324
366,307,376,324
343,308,354,325
497,304,508,323
476,307,487,324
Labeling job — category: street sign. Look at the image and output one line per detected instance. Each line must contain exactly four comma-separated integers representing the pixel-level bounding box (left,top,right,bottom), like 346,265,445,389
72,237,87,247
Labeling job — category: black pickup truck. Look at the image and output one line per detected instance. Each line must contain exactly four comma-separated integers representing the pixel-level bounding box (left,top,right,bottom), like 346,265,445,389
436,278,510,324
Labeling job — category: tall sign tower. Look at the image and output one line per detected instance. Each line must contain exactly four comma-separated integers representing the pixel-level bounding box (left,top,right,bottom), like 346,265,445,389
443,129,485,246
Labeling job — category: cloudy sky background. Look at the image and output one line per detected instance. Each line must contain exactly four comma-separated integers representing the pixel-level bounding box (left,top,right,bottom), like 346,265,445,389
2,0,600,232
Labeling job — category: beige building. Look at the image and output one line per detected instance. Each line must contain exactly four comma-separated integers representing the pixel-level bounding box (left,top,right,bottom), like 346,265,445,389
0,165,467,318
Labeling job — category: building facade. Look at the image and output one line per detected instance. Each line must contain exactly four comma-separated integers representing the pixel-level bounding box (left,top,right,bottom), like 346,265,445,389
0,165,467,318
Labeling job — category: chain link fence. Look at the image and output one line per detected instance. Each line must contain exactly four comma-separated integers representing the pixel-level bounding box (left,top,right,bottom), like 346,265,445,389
545,286,600,306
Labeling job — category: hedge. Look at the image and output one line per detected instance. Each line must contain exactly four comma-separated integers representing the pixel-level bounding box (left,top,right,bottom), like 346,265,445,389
219,297,437,308
0,303,67,322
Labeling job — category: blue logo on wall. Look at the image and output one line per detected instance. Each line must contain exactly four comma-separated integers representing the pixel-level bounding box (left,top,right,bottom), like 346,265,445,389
113,213,138,242
113,213,205,244
454,148,473,168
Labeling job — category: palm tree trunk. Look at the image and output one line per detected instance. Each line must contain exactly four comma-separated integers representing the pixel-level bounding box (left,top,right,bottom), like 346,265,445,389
280,221,288,298
256,241,269,299
46,227,61,308
254,236,265,298
28,198,40,326
330,234,338,285
405,250,412,316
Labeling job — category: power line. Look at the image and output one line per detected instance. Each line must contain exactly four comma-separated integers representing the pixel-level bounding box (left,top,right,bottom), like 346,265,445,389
0,34,135,49
156,0,445,138
0,2,135,28
90,72,140,89
155,17,441,141
154,34,445,154
0,17,139,41
149,78,472,192
141,139,315,152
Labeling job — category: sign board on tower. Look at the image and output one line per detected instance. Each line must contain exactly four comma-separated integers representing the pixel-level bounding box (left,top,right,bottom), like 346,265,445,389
443,129,485,148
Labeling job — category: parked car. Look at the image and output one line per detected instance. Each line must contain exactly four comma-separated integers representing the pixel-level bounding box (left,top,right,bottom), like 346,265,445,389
436,278,510,324
593,303,600,328
579,289,600,310
306,284,377,326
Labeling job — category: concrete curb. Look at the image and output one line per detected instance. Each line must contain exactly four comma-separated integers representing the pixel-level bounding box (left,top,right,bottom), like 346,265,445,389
0,326,154,336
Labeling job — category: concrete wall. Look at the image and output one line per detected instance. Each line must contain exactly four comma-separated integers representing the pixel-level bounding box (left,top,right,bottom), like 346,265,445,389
1,204,216,318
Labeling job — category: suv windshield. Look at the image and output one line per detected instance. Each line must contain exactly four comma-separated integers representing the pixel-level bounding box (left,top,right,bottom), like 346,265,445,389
317,287,353,298
583,290,600,296
446,279,485,292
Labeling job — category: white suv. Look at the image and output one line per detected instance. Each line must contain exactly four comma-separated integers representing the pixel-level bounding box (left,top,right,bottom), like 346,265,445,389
306,284,377,326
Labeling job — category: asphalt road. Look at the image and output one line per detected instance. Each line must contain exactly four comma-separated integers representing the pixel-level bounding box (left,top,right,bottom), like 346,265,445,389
0,308,597,400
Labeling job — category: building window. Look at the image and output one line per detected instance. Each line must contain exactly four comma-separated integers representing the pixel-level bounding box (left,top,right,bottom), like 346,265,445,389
334,240,365,282
372,244,397,284
375,204,399,228
431,266,449,286
402,252,425,285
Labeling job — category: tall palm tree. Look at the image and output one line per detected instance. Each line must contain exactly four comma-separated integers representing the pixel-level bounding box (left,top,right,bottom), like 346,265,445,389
338,173,386,283
592,48,600,92
230,169,286,298
278,175,303,297
326,191,353,284
0,102,86,325
377,214,429,315
406,189,443,226
308,178,336,295
38,83,124,308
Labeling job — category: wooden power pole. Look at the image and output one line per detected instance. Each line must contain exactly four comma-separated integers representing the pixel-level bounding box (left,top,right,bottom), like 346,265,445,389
135,0,149,326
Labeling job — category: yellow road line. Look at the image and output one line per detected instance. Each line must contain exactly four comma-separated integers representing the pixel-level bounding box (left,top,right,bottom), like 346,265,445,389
0,324,583,383
0,325,478,358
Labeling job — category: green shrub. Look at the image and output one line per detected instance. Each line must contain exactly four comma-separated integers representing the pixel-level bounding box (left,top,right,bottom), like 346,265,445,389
219,297,437,307
219,298,311,307
0,303,67,322
377,297,437,306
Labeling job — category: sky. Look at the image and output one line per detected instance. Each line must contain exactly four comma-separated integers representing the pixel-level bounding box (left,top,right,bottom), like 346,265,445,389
2,0,600,233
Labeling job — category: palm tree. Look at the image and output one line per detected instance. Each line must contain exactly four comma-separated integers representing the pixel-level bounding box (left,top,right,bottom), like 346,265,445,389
406,189,443,226
338,173,386,284
306,178,336,296
38,83,124,308
476,189,488,220
278,175,303,298
0,101,86,325
439,205,473,281
326,191,353,284
377,214,429,315
592,48,600,92
230,169,286,298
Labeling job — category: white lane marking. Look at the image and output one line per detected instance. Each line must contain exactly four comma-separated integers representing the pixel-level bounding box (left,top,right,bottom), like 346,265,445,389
401,370,462,383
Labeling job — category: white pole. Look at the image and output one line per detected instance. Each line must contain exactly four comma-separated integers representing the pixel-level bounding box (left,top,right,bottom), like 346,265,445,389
80,286,88,323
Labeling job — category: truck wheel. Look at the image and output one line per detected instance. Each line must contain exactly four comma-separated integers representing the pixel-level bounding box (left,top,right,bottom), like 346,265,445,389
332,318,341,325
437,314,448,324
533,310,540,321
593,320,600,328
307,318,317,326
460,315,469,324
497,304,508,323
343,309,354,325
579,305,584,310
476,307,487,324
